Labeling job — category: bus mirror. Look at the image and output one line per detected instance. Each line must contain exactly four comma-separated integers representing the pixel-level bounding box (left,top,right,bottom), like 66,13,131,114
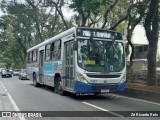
73,41,78,50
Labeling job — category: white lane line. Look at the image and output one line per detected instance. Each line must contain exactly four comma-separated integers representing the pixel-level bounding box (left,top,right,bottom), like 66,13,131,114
82,101,123,117
115,94,160,106
0,81,26,120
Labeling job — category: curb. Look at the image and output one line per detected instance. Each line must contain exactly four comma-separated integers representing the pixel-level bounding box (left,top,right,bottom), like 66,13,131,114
116,88,160,103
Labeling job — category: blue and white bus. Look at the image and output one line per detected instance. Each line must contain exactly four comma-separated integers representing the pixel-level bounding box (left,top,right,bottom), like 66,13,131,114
27,27,126,95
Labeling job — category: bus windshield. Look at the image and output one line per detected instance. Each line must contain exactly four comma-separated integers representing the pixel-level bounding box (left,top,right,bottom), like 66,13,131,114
77,39,125,72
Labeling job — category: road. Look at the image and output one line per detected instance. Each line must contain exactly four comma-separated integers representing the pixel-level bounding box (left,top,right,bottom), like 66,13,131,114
0,76,160,120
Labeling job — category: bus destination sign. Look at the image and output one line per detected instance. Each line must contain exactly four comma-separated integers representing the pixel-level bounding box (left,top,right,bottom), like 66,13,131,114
82,30,111,38
77,28,122,40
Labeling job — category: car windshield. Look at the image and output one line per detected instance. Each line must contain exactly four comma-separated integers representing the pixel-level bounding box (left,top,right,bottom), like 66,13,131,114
3,69,10,73
6,69,10,72
77,39,125,72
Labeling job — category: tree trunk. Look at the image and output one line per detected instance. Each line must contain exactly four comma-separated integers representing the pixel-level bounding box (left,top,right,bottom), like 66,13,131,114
127,31,135,67
144,0,159,86
147,41,157,85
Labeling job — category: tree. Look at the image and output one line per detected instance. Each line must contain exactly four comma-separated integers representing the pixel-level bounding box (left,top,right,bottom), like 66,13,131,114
108,0,129,30
0,15,27,68
45,0,71,30
127,0,149,66
0,0,74,68
70,0,113,27
144,0,159,86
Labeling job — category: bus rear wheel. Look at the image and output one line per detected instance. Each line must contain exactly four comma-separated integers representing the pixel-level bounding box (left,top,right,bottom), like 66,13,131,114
57,77,66,96
33,74,39,87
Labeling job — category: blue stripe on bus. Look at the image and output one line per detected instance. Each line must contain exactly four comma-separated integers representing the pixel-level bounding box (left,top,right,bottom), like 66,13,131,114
74,81,94,93
44,61,59,76
44,62,52,75
114,82,126,92
74,80,125,94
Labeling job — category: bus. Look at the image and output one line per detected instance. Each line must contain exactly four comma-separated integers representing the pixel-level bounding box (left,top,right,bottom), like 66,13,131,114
27,27,126,95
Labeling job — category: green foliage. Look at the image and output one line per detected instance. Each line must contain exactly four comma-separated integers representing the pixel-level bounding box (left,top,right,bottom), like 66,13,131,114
0,0,74,68
70,0,112,27
70,0,111,15
69,0,130,30
115,22,127,32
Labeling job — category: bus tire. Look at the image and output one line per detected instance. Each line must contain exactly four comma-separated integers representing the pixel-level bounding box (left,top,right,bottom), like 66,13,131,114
33,73,39,87
57,77,66,96
54,80,58,93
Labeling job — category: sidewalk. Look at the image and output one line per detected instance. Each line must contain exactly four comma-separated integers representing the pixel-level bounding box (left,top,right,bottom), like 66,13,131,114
0,79,20,120
0,79,6,120
116,87,160,103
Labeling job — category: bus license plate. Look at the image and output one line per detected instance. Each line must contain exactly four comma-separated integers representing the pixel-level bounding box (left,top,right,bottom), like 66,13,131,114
101,89,109,93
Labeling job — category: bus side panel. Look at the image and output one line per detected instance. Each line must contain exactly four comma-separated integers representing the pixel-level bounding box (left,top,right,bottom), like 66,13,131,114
44,61,62,87
27,63,39,81
44,61,54,86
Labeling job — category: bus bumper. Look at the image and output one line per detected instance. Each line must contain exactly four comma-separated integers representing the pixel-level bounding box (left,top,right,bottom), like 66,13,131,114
74,80,126,94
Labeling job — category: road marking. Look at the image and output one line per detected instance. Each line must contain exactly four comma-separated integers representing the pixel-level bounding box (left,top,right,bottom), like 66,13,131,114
115,94,160,106
82,101,123,117
0,81,26,120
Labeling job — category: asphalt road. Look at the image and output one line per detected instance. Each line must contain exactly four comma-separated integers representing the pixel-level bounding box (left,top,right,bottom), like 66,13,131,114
0,76,160,120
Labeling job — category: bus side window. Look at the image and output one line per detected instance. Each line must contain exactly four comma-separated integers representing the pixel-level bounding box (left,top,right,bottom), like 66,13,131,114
33,50,38,62
56,40,61,60
45,44,51,61
27,52,30,63
51,42,55,60
27,52,29,63
51,40,61,61
28,52,32,63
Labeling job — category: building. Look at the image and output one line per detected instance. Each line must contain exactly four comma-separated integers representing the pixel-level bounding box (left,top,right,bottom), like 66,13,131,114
123,24,160,73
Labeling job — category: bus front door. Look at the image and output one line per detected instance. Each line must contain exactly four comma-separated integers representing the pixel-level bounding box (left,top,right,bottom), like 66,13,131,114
39,50,44,84
63,41,74,91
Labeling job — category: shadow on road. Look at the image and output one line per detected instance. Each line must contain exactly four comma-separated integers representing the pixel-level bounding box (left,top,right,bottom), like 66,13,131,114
27,82,117,101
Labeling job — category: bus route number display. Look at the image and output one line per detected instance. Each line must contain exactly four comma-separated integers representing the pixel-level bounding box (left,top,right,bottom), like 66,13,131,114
77,28,122,40
83,30,111,38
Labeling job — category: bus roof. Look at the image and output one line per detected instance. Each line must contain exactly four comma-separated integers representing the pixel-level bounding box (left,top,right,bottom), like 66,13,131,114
27,27,77,52
27,27,122,52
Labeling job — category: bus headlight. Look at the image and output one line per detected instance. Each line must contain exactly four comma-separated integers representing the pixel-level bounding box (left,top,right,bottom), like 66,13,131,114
77,73,88,83
119,75,126,84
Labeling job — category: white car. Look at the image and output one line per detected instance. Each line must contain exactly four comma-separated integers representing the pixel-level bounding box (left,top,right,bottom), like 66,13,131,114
13,69,20,76
19,69,29,80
